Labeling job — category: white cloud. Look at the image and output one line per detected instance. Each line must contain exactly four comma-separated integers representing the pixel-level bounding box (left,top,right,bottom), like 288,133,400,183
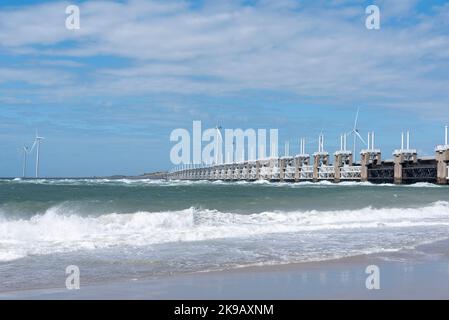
0,67,74,86
0,0,448,115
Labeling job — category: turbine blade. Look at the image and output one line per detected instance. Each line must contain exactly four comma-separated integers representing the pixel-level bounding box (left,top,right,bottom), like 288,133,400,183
355,131,367,145
29,140,37,152
353,107,360,129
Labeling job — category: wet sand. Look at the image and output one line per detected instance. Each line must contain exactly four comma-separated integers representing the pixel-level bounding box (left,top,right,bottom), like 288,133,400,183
1,239,449,300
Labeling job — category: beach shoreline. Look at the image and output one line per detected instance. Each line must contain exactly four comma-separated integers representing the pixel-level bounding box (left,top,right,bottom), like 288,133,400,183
2,239,449,300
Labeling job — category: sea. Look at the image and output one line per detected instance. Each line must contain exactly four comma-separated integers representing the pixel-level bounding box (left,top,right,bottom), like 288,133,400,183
1,178,449,292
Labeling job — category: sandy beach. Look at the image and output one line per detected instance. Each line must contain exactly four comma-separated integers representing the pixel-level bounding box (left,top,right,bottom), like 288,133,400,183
2,239,449,300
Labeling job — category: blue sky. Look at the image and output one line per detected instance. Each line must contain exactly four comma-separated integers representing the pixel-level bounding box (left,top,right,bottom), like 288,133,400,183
1,0,449,177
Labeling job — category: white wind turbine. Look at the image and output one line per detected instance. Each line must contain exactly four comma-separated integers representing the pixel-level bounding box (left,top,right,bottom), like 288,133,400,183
30,131,45,178
347,108,366,161
21,146,29,178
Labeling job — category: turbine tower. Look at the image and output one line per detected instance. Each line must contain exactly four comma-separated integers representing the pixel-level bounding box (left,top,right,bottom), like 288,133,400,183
347,107,366,161
31,132,45,178
21,146,29,178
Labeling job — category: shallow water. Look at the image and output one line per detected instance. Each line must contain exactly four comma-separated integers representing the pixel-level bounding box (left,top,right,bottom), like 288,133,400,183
1,179,449,291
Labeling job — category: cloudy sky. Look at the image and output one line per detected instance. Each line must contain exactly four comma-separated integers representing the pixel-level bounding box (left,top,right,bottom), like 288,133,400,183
1,0,449,177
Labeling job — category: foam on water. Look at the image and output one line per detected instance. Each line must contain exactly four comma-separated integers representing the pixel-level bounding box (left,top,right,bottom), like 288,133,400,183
2,178,444,188
1,201,449,262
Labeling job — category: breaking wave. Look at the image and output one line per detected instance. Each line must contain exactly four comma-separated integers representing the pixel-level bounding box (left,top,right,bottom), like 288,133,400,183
1,178,444,188
1,201,449,262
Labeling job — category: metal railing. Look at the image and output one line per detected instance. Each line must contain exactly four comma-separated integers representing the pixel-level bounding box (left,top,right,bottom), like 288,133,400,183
259,166,270,179
271,166,280,179
340,166,361,180
318,165,335,180
284,165,296,179
233,168,241,179
226,168,233,179
300,165,313,179
169,162,366,182
249,167,258,179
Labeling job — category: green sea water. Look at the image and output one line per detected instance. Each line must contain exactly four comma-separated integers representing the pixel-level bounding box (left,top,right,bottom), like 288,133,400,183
1,179,449,291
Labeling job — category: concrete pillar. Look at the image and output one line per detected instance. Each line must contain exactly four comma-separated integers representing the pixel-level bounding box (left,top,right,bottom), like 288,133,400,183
360,151,381,182
313,153,329,182
294,158,301,182
313,156,320,181
267,160,272,180
294,156,309,182
436,149,449,184
360,154,368,182
334,158,341,183
245,162,251,180
272,159,277,180
393,151,417,184
280,158,286,182
334,153,353,183
393,154,404,184
238,163,242,180
255,160,261,180
250,162,256,180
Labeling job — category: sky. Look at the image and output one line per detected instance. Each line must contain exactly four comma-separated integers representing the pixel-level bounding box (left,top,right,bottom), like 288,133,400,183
0,0,449,177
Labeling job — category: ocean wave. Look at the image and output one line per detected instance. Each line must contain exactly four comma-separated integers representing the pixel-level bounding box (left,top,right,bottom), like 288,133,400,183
2,178,444,188
3,178,164,186
1,202,449,262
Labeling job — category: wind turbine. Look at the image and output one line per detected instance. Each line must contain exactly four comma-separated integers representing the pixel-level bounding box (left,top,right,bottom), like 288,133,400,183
30,131,45,178
347,108,366,161
21,146,29,178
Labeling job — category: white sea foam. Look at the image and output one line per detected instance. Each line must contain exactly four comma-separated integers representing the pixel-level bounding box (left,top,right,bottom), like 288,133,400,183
4,178,444,188
405,182,441,188
1,202,449,262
